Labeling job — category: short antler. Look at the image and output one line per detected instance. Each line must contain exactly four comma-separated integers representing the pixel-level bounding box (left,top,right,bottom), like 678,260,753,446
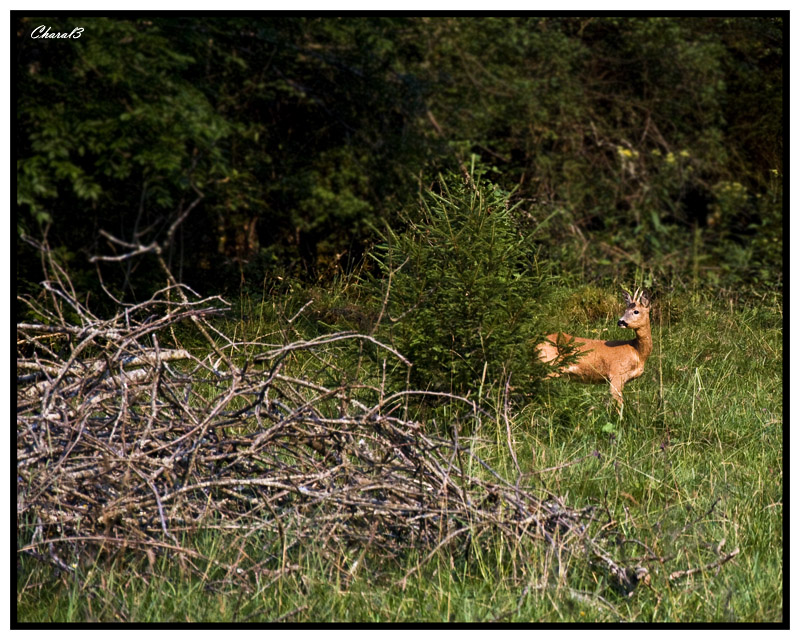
622,287,650,306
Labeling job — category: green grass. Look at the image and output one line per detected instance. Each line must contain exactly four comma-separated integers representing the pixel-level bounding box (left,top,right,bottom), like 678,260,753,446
16,288,783,623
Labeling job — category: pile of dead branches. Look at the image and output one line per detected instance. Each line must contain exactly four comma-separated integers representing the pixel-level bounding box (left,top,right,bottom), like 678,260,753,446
17,241,654,597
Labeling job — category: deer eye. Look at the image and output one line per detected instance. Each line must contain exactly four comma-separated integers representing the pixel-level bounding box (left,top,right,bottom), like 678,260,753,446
633,310,639,314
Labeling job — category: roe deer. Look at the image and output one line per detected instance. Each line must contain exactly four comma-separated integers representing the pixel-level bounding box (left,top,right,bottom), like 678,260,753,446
536,289,652,412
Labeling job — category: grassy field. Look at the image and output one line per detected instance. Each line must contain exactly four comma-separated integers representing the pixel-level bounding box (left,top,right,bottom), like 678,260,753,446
16,285,783,624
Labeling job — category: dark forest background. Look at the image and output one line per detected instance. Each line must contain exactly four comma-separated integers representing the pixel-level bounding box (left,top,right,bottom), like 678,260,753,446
17,15,783,303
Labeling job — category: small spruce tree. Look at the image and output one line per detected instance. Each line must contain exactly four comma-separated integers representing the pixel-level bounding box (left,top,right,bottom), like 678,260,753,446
372,164,548,397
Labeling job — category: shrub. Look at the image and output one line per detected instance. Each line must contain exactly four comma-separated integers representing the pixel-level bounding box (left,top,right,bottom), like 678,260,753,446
371,164,549,397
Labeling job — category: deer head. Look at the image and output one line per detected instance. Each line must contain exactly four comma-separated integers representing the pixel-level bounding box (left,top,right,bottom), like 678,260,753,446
618,288,651,331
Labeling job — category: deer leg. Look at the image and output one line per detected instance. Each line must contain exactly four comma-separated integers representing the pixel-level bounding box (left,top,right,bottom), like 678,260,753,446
609,377,625,414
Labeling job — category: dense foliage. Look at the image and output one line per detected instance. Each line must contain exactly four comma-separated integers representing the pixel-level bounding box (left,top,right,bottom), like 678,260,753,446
17,15,783,298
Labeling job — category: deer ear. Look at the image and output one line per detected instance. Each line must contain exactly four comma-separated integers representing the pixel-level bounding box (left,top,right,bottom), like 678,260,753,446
640,291,651,306
622,290,633,304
